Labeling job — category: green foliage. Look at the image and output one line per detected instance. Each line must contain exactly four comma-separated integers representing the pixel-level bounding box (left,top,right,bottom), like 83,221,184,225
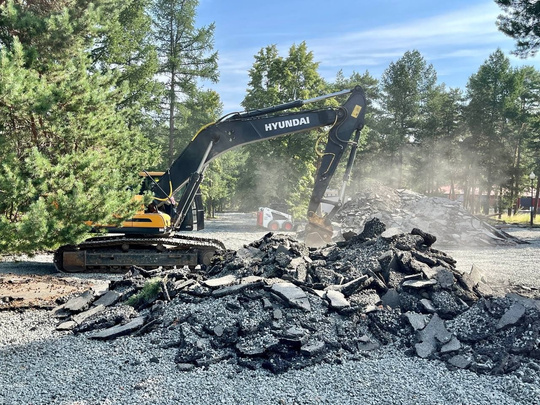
92,0,163,130
0,3,158,253
380,50,437,187
125,277,162,307
464,49,519,213
151,0,219,165
496,0,540,57
411,85,464,195
238,42,327,218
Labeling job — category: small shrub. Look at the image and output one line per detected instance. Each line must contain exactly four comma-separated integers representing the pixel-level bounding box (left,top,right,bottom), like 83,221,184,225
125,277,162,307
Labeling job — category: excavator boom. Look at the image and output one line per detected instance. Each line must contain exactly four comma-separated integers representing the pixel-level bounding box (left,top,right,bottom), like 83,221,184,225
54,86,367,272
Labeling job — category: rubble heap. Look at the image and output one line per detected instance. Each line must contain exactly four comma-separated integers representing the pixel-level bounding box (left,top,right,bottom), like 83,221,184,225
336,181,520,246
52,222,540,376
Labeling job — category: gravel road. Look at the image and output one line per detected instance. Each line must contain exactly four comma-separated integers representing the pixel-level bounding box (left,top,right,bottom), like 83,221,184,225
1,213,539,405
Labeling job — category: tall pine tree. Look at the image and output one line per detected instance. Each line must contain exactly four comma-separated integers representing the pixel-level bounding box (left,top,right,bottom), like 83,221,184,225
238,42,326,217
151,0,218,165
0,1,158,253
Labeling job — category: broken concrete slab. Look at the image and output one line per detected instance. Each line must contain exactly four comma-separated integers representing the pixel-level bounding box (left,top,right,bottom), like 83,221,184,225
92,281,111,297
402,279,437,289
202,274,237,288
440,336,461,354
212,280,264,298
56,320,77,331
497,302,526,329
436,268,455,289
324,275,369,297
414,314,452,358
417,262,439,279
412,251,437,267
300,341,325,356
270,282,311,311
88,317,145,340
72,304,105,325
93,291,120,307
275,245,291,256
404,311,428,331
237,246,266,260
381,289,400,309
239,276,264,285
419,299,436,313
418,314,452,345
41,226,536,376
325,290,350,310
460,265,487,292
415,339,436,359
447,354,471,369
64,290,94,312
173,279,197,291
288,257,305,270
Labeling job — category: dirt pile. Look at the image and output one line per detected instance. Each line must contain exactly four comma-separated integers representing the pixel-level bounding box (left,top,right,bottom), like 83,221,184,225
50,223,540,377
336,182,520,246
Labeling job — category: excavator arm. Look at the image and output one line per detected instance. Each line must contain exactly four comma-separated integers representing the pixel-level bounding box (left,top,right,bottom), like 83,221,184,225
55,86,366,272
152,85,367,237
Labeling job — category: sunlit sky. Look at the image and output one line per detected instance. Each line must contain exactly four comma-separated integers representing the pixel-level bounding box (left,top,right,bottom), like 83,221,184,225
196,0,540,112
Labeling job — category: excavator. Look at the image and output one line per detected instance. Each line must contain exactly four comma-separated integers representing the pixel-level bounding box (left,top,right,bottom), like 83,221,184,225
54,86,367,272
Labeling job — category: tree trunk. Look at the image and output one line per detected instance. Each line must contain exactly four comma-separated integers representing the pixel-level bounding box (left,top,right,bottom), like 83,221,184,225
168,73,175,166
484,184,492,215
535,177,540,219
497,186,503,219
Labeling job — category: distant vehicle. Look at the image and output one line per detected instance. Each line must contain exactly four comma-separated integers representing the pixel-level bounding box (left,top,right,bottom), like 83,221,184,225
257,207,294,231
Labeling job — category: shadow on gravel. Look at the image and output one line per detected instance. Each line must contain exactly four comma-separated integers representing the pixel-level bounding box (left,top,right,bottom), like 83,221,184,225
205,212,262,232
0,260,57,276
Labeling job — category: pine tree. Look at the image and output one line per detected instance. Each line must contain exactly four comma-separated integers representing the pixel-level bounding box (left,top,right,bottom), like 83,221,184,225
91,0,162,131
0,1,158,253
238,42,326,218
151,0,218,165
496,0,540,57
464,49,519,214
380,50,437,188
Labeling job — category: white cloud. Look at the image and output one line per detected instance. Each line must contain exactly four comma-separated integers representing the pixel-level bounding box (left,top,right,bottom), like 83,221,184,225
211,1,540,111
309,2,504,66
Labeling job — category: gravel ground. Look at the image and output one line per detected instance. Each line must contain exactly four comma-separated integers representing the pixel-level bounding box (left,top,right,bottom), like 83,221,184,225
1,213,539,405
442,226,540,294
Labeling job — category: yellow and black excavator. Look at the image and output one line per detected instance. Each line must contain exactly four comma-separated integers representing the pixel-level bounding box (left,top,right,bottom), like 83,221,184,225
54,86,367,272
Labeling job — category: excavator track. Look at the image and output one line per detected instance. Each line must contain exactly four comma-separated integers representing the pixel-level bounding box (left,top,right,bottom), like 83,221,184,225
54,234,226,273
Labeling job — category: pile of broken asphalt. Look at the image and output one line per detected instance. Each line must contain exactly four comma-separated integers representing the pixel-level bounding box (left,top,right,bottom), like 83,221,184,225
51,219,540,377
336,181,522,246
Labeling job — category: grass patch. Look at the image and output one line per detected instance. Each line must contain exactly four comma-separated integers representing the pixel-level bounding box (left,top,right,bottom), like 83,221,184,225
497,212,536,225
125,277,162,307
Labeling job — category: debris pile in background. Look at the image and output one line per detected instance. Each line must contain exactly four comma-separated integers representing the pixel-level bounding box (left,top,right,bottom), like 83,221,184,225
336,181,522,246
51,223,540,378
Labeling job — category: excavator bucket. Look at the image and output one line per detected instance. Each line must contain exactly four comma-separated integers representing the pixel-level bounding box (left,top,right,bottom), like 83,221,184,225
304,215,334,248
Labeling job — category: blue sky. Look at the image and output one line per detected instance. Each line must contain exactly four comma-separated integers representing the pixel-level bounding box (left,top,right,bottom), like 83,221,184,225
196,0,540,113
